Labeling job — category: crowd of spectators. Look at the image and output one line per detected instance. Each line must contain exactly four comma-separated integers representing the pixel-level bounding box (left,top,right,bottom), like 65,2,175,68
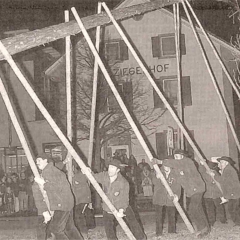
0,171,37,217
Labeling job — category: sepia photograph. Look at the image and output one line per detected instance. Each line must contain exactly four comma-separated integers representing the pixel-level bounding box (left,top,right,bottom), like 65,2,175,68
0,0,240,239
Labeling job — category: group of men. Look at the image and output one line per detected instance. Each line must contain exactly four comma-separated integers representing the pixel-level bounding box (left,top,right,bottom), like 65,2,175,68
31,149,240,240
154,149,240,239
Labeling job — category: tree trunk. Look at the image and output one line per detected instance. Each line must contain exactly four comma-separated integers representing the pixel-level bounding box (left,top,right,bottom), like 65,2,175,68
0,0,180,61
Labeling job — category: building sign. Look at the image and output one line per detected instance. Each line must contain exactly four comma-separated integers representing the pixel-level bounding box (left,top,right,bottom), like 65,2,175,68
112,63,170,77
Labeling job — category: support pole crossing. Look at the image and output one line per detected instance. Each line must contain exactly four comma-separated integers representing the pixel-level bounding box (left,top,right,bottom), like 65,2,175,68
72,5,194,233
0,41,136,240
100,2,223,196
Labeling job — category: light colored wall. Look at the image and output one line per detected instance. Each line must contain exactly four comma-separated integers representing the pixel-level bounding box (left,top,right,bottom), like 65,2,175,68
104,8,237,164
0,61,59,153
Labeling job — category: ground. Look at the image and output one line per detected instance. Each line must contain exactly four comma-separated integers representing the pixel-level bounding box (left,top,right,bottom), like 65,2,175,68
0,213,239,240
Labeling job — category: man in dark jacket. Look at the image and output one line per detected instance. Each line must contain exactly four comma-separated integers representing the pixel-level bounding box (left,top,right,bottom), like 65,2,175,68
72,166,95,237
159,149,210,238
213,156,240,226
198,161,227,226
92,158,146,240
34,152,83,240
152,164,181,238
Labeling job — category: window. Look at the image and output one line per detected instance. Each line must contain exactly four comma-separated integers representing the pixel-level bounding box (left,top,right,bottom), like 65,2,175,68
3,147,28,174
156,130,194,160
105,40,129,62
43,143,66,162
152,33,186,59
107,80,133,112
153,76,192,109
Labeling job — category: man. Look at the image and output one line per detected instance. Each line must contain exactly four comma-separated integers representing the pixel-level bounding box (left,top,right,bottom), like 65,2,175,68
72,165,95,237
89,158,146,240
198,160,227,226
152,163,181,239
213,156,240,225
157,149,210,238
33,152,83,240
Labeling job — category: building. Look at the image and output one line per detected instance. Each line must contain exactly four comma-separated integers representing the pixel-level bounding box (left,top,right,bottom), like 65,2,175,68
101,0,240,165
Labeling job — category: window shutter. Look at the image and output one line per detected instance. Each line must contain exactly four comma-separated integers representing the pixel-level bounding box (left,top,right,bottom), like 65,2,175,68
156,131,167,159
180,34,186,55
153,79,164,109
123,81,133,109
151,36,160,58
120,40,129,61
182,76,192,107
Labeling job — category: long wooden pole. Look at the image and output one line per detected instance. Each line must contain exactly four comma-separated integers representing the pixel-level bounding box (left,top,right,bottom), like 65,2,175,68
173,4,184,150
100,2,223,195
185,0,240,101
0,0,181,61
0,41,136,240
72,5,194,233
181,0,240,154
65,10,73,184
0,74,51,214
88,2,102,168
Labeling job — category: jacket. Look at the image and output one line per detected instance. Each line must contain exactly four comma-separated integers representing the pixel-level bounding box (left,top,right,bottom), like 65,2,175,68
163,157,205,197
152,168,181,206
214,164,240,199
94,172,129,212
198,165,222,199
41,162,74,211
72,171,91,205
32,182,48,215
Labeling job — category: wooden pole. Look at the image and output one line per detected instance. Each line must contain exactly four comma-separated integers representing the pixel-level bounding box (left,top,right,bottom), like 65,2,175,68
0,41,136,240
0,74,51,214
100,2,223,195
185,0,240,101
72,6,195,233
173,3,187,210
0,0,181,61
65,10,73,184
181,0,240,154
88,2,102,168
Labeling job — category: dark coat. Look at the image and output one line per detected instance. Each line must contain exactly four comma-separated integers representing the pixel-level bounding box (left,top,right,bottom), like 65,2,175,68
214,164,240,199
94,172,129,212
152,168,181,206
32,182,48,215
41,162,74,211
198,165,222,199
72,171,91,205
163,157,205,197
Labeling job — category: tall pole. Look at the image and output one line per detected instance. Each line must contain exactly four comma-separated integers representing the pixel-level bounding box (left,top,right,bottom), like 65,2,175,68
0,40,136,240
100,2,223,195
88,2,102,168
184,0,240,101
71,6,195,233
65,10,73,184
0,74,51,214
181,0,240,154
173,3,184,150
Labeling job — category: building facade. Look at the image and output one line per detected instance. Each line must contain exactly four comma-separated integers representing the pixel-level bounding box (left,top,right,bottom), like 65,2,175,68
102,0,240,165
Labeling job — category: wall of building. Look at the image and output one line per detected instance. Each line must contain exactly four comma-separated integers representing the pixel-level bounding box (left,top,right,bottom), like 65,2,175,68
104,7,238,164
0,60,60,153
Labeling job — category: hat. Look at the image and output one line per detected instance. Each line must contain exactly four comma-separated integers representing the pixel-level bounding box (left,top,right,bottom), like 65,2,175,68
217,156,235,165
36,152,51,162
206,161,219,170
173,149,187,156
109,159,127,169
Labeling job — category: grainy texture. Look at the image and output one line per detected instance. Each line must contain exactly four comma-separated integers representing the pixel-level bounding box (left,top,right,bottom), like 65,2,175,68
0,0,180,61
